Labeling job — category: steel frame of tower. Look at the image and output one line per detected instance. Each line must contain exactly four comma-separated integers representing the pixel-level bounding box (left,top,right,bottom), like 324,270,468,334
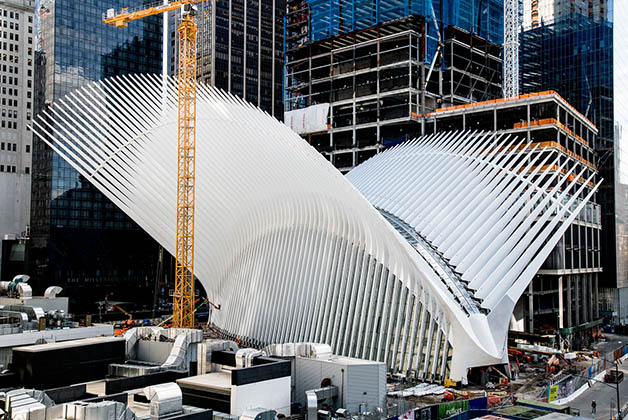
174,14,198,329
503,0,519,98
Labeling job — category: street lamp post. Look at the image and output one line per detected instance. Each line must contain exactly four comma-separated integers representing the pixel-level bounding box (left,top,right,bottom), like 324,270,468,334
616,361,621,420
587,356,623,420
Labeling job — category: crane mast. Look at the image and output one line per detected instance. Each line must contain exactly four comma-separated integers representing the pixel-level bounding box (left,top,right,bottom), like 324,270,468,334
104,0,203,329
503,0,520,98
174,10,198,329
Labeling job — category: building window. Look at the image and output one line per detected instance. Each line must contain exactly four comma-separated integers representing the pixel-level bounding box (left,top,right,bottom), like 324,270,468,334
0,165,3,172
25,167,29,174
0,142,4,150
12,143,16,151
25,144,30,153
11,165,15,172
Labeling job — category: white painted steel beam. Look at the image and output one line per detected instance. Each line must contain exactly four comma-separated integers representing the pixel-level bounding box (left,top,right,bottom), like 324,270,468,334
32,74,600,381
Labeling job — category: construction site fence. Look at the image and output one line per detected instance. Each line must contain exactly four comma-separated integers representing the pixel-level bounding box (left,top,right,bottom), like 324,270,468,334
545,344,628,403
388,396,514,420
545,359,602,402
610,343,628,362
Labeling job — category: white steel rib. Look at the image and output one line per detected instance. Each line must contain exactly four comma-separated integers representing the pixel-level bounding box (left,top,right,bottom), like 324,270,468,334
31,74,600,381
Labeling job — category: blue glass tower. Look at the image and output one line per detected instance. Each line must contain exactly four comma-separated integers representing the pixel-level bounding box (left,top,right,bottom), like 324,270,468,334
520,16,613,148
519,1,628,322
288,0,503,61
31,0,162,312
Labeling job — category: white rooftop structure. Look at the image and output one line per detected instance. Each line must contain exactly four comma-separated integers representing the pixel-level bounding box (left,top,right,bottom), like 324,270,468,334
32,74,600,381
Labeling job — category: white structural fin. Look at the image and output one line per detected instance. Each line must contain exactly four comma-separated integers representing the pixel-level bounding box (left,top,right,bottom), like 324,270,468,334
32,74,600,381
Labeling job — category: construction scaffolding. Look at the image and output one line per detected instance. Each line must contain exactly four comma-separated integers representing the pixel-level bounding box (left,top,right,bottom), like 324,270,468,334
284,16,502,172
442,26,502,105
502,0,519,97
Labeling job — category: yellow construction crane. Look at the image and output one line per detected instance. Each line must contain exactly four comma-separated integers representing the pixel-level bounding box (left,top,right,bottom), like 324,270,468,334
104,0,205,328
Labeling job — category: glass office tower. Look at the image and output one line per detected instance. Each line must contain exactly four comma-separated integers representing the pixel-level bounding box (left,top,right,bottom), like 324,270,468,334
165,0,284,119
196,0,284,119
520,0,628,323
31,0,162,312
520,16,612,147
519,16,615,307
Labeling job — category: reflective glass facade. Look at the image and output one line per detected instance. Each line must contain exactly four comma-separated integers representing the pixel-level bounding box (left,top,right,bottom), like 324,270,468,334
520,16,613,148
31,0,162,312
523,0,608,30
195,0,285,119
520,0,628,322
520,15,617,286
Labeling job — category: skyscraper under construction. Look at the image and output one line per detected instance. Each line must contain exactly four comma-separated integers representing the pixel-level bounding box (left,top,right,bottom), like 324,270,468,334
284,0,504,172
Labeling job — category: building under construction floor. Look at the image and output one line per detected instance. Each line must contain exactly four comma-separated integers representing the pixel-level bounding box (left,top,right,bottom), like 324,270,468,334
422,91,602,351
284,15,502,172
